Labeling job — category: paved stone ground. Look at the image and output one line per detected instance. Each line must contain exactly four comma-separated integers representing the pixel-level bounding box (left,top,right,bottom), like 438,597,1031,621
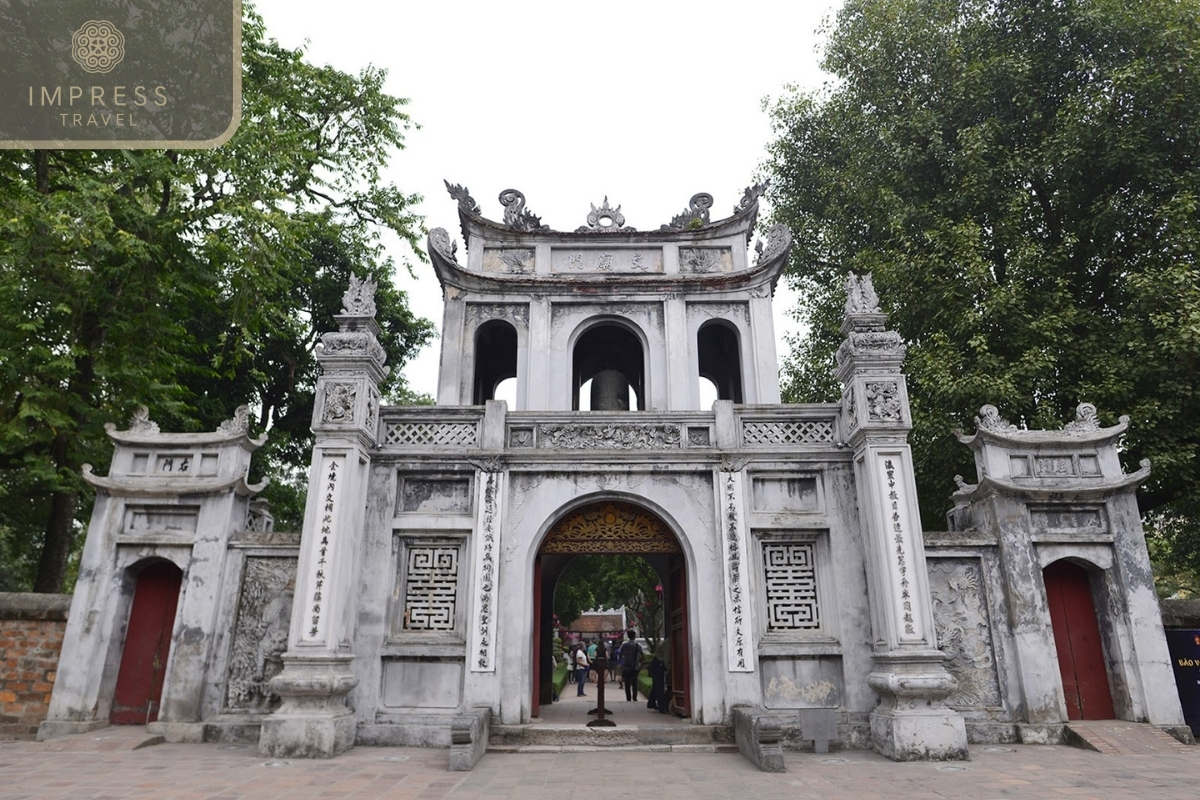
0,725,1196,800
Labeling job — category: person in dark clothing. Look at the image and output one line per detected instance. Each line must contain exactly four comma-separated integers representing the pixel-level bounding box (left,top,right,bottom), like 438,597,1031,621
648,652,669,712
648,636,671,713
617,629,643,701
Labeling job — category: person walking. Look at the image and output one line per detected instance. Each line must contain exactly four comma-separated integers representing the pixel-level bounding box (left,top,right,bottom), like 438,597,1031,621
574,642,590,696
618,629,643,702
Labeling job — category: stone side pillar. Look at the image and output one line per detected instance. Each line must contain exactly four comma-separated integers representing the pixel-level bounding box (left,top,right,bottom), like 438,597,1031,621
260,275,386,758
836,274,967,761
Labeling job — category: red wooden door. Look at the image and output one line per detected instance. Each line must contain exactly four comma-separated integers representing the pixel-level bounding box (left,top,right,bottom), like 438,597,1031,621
1044,560,1114,720
669,556,690,717
110,561,182,725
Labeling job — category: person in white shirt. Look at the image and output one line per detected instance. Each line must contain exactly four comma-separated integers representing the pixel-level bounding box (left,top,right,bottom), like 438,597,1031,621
574,644,590,696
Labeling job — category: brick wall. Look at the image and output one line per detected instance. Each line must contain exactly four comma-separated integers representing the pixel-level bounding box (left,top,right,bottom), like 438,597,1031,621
0,592,71,738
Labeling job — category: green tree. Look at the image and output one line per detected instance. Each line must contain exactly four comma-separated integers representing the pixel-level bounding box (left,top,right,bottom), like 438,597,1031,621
765,0,1200,579
0,8,434,591
553,555,663,644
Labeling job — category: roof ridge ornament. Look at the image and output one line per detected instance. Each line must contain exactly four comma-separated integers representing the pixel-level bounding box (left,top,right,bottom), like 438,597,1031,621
429,227,459,264
756,224,792,265
444,180,480,215
844,272,882,316
216,405,252,436
1063,402,1101,434
108,405,159,435
661,192,713,230
976,404,1017,433
734,181,769,213
577,196,635,233
499,189,550,233
341,272,377,317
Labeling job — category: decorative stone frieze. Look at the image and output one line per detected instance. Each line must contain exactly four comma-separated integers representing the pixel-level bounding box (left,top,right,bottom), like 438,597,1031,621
537,423,681,449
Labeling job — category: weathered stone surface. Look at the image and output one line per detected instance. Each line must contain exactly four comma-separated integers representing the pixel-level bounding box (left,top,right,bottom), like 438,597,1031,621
732,706,785,772
448,707,491,771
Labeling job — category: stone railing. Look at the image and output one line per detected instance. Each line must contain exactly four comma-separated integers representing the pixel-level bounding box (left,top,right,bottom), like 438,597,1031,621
376,402,843,454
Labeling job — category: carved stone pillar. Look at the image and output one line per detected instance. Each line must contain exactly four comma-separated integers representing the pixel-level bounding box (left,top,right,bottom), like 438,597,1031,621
260,274,386,758
836,273,967,761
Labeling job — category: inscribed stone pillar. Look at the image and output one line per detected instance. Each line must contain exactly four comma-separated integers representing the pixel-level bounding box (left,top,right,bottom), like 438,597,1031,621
836,273,968,761
259,274,386,758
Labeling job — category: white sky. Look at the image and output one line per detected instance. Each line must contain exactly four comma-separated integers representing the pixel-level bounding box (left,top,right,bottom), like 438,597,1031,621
251,0,842,398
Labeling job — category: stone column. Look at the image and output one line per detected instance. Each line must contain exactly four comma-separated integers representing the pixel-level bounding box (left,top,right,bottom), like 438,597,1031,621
836,273,967,761
260,274,386,758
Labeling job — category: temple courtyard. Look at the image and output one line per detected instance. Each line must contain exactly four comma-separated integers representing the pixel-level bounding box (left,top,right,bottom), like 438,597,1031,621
0,720,1193,800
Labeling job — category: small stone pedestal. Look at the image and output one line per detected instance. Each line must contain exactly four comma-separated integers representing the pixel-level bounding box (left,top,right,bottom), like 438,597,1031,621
259,655,359,758
868,652,968,761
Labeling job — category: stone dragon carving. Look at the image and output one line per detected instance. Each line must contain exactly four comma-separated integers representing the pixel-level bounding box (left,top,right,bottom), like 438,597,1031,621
662,192,713,230
499,189,550,233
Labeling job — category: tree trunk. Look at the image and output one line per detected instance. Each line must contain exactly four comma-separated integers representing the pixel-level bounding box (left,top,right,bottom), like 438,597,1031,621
33,432,78,593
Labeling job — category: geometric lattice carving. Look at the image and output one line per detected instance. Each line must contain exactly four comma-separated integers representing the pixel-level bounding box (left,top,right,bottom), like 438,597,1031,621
762,542,820,630
384,421,478,447
540,501,682,555
402,546,460,631
742,419,835,446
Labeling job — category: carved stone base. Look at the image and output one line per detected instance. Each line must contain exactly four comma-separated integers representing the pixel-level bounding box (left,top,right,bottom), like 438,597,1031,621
36,719,109,740
146,720,206,743
258,654,359,759
868,651,968,761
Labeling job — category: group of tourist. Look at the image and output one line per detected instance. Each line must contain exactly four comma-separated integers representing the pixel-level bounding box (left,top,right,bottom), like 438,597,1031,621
565,629,671,711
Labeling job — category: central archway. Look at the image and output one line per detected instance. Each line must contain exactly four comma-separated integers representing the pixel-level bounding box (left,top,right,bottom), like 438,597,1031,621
533,501,691,720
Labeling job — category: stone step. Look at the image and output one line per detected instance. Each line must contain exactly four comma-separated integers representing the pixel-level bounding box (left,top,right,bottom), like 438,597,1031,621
489,723,733,750
1065,720,1192,755
489,743,739,754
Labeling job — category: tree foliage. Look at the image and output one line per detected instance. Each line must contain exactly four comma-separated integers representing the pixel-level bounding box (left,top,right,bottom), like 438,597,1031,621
0,9,434,591
765,0,1200,578
553,555,662,642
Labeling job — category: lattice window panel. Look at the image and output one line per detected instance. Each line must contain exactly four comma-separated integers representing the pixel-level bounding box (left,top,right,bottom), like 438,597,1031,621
402,546,460,631
762,542,820,630
384,422,478,447
742,420,835,446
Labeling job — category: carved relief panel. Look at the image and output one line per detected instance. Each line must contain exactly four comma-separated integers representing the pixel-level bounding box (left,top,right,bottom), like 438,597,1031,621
225,556,297,712
927,557,1002,708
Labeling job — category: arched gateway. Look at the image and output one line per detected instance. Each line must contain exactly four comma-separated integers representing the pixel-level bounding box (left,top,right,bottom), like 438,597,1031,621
44,183,1185,764
533,500,690,718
